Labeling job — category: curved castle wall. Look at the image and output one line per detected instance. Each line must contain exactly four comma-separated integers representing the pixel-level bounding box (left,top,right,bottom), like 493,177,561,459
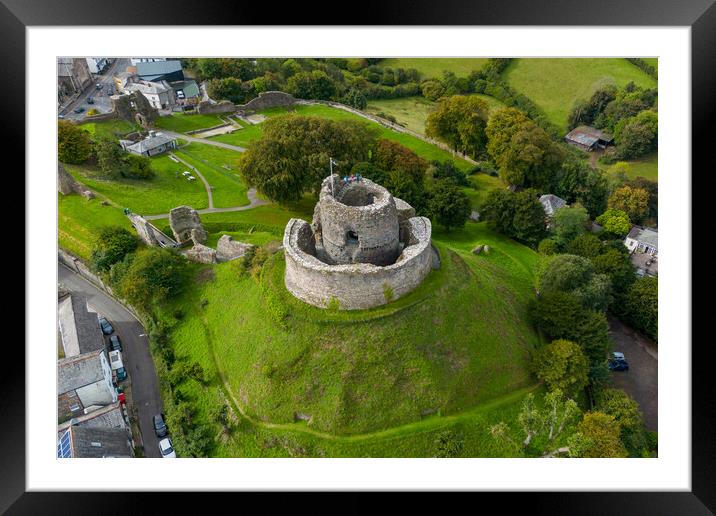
283,216,434,310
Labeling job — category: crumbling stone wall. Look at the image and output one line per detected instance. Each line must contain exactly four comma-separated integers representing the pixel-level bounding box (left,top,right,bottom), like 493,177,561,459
169,206,205,244
313,176,400,266
284,216,434,310
58,162,94,199
236,91,295,113
196,99,236,114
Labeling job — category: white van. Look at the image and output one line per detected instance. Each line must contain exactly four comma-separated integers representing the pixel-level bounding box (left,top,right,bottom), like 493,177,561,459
108,350,127,381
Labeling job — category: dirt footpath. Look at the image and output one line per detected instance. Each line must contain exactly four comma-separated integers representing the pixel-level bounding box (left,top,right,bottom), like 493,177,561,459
607,315,658,431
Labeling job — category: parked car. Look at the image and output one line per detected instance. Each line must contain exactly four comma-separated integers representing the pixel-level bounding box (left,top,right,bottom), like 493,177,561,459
109,335,122,352
109,350,127,381
153,414,168,438
86,96,94,104
608,352,629,371
73,107,84,114
98,316,114,335
159,437,176,458
96,83,102,90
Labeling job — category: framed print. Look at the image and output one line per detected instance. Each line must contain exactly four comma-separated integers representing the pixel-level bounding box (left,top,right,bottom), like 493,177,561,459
5,0,713,513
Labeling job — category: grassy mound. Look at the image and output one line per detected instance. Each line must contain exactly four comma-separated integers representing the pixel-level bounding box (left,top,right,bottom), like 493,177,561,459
168,239,541,436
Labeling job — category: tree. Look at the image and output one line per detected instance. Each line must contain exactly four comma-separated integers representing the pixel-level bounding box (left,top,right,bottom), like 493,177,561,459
553,159,610,218
539,254,612,311
568,411,628,458
434,429,465,458
206,77,254,104
613,110,658,159
566,234,603,258
58,121,93,164
533,339,589,398
239,115,378,204
538,238,560,255
608,186,650,224
486,108,564,190
421,79,445,101
595,209,632,237
625,276,658,341
592,247,635,296
596,388,649,457
343,87,367,110
567,85,618,129
373,139,428,184
94,137,129,179
625,176,658,221
428,179,471,230
481,188,517,235
552,204,589,245
117,248,189,311
90,227,138,273
429,160,469,187
481,188,546,246
425,95,490,158
123,154,155,179
351,161,388,185
286,70,337,100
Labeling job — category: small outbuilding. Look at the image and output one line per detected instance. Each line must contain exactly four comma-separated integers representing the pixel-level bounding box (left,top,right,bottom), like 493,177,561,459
564,125,614,151
624,226,658,256
122,131,177,157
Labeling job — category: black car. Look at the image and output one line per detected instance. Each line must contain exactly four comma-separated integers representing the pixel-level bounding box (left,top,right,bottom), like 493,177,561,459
153,414,168,438
608,359,630,372
73,107,84,114
109,334,122,352
98,316,114,335
87,96,94,104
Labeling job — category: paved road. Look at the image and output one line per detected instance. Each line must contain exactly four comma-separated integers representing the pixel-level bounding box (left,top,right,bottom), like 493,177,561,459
608,314,658,431
58,262,163,457
144,187,268,220
60,58,130,121
162,130,246,152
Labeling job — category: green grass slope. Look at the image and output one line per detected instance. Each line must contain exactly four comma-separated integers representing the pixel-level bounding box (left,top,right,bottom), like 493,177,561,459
166,235,541,437
378,58,490,79
503,58,657,133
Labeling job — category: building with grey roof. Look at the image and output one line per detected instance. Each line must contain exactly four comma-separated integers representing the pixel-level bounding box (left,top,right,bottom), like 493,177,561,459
125,80,175,110
121,131,178,157
539,194,567,216
564,125,614,151
170,79,201,106
58,350,116,424
625,226,658,255
136,59,184,82
58,293,104,358
57,401,127,432
58,425,133,458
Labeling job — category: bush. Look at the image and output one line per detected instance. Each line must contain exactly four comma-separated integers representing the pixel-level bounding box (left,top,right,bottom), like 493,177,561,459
538,238,560,255
90,226,138,272
58,121,93,164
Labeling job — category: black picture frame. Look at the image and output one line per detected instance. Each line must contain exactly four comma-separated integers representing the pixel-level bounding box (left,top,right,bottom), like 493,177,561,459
5,0,711,513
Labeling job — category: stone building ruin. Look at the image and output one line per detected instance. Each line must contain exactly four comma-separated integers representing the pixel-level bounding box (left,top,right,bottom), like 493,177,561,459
283,175,435,310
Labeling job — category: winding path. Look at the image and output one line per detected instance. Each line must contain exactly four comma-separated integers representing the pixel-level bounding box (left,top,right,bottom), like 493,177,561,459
144,187,268,220
162,130,246,152
169,152,214,209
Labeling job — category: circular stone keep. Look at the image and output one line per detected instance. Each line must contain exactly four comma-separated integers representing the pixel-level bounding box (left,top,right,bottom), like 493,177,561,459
283,175,434,310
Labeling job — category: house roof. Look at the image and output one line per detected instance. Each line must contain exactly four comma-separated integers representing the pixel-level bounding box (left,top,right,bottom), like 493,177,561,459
170,80,200,99
57,402,126,432
627,226,658,249
125,81,169,96
539,194,567,216
58,350,107,394
136,60,182,79
63,426,132,458
564,125,614,147
58,294,104,357
125,132,177,154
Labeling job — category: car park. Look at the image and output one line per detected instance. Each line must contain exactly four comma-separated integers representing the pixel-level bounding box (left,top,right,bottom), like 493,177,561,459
98,316,114,335
159,437,176,458
153,414,168,438
109,334,122,352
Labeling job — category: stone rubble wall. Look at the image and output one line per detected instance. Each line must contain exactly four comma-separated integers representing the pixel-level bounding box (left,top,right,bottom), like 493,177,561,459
169,205,205,244
236,91,296,113
283,216,434,310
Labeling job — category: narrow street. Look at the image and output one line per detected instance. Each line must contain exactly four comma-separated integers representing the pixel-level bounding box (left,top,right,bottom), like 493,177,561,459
58,262,163,457
60,58,130,121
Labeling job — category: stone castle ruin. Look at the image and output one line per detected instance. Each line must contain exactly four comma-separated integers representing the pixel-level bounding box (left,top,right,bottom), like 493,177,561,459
283,175,436,310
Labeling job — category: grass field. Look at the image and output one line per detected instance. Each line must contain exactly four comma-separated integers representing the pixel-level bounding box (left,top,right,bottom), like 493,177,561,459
503,58,657,133
175,144,249,208
65,154,208,215
365,94,505,135
603,153,658,182
463,173,506,211
209,104,475,171
154,113,228,133
162,229,541,439
79,119,140,139
377,58,490,79
58,193,133,260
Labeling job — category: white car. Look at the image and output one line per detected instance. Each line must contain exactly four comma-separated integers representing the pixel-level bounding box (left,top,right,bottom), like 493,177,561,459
159,437,176,458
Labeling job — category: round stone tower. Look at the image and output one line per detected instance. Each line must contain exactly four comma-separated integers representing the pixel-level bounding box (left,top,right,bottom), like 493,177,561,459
314,175,400,266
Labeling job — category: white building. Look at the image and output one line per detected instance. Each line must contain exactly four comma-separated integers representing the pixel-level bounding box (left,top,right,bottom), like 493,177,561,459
124,80,175,110
58,350,117,423
624,226,658,256
85,57,110,74
130,57,167,66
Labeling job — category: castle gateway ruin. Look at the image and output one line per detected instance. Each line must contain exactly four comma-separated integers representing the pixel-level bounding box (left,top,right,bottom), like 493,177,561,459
283,175,435,310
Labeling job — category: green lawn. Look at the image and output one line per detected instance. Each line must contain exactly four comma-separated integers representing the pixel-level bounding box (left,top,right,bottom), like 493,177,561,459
378,58,490,79
58,193,133,260
175,144,249,208
155,113,228,133
603,153,658,182
503,58,658,133
64,154,208,216
79,119,140,139
463,172,506,211
642,58,658,71
365,94,505,135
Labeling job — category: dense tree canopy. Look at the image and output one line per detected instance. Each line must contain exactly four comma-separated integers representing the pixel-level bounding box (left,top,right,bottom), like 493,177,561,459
425,95,490,158
539,254,612,311
90,227,138,273
239,115,379,204
595,209,632,237
608,186,650,224
286,70,338,100
624,276,658,342
116,248,190,311
568,411,628,458
428,179,471,230
532,339,589,398
552,158,610,218
58,121,93,164
552,204,589,245
481,188,546,246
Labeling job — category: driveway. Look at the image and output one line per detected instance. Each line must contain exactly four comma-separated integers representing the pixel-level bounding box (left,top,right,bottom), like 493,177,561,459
607,314,658,431
58,262,163,457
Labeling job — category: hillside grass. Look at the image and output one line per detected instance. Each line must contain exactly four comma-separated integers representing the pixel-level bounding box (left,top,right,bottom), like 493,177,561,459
463,172,506,211
503,58,658,133
79,119,140,139
365,94,505,135
377,58,490,79
64,155,208,215
175,144,249,208
154,113,227,133
58,193,133,260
